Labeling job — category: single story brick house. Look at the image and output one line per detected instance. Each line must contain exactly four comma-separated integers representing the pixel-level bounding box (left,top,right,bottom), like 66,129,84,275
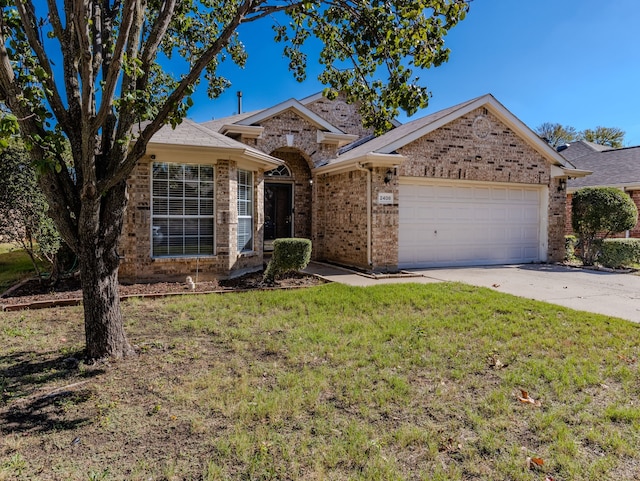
561,140,640,238
118,93,587,282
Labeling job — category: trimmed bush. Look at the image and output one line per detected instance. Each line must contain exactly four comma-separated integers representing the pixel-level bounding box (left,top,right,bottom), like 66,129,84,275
263,238,312,282
571,187,638,265
565,235,579,261
598,238,640,269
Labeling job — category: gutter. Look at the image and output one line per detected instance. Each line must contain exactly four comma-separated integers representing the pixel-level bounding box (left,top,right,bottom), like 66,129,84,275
355,162,373,267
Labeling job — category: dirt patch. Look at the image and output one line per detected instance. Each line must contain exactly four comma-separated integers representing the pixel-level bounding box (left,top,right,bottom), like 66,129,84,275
0,270,324,309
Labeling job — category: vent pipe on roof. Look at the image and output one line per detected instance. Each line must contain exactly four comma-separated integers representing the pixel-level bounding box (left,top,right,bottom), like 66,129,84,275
237,91,243,115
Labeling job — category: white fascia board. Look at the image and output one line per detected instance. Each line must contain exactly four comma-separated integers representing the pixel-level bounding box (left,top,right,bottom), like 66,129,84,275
237,98,345,134
313,152,405,175
551,164,592,179
219,124,264,139
317,130,359,147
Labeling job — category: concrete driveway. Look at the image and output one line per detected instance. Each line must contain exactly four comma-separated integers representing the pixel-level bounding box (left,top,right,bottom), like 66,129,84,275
414,264,640,322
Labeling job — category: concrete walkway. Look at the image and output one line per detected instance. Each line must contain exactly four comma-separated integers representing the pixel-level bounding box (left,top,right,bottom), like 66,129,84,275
304,262,640,322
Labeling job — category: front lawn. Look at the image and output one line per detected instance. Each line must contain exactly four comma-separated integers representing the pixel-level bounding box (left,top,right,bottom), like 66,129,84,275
0,243,43,293
1,283,639,480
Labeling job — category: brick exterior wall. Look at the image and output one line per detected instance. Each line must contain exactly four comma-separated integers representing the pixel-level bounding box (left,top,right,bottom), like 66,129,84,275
119,154,265,282
314,170,369,267
249,111,338,168
304,95,374,139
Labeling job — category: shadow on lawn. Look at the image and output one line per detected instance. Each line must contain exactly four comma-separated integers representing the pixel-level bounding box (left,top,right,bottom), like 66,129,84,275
0,350,104,434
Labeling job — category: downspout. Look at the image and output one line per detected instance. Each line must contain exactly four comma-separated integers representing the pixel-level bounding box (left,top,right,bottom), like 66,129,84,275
355,162,372,268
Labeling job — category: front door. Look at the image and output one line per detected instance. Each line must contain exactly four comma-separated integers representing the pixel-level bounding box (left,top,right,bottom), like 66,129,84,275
264,183,293,249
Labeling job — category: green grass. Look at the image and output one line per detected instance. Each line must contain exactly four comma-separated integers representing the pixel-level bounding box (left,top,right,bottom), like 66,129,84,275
0,243,43,293
1,282,639,480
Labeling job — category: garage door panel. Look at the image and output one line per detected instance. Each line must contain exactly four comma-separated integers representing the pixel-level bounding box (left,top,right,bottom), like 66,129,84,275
399,182,542,268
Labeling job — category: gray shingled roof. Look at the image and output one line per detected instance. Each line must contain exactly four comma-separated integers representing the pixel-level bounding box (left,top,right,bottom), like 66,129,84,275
566,145,640,189
557,140,611,162
200,110,264,133
148,119,255,149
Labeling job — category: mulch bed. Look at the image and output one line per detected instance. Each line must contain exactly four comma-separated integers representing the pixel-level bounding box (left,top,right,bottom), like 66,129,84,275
0,271,324,310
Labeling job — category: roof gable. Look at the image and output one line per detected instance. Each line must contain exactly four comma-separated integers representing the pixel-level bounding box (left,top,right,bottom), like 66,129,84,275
317,94,589,177
236,98,345,134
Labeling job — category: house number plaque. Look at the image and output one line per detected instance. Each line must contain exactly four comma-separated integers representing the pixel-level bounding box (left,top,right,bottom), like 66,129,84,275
378,193,393,205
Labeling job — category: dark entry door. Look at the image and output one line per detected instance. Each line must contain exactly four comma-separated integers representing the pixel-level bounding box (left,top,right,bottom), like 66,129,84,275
264,183,292,244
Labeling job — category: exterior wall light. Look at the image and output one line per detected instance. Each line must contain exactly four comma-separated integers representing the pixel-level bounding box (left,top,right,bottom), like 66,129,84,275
558,178,567,192
384,168,394,184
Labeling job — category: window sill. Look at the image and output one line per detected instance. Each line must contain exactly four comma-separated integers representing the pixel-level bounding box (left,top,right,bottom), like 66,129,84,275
151,255,217,262
238,251,258,258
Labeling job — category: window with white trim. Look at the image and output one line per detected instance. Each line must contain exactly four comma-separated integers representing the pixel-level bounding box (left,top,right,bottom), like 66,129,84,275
151,162,214,257
237,169,253,252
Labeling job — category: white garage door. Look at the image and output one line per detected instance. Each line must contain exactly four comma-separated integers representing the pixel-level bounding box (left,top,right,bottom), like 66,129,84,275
398,181,545,268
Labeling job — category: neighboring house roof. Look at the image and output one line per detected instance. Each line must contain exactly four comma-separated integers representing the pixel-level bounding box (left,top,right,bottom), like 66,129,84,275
316,93,588,177
145,119,282,168
564,144,640,191
557,139,611,162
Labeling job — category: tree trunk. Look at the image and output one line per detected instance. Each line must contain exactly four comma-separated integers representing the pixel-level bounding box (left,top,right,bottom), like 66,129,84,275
79,248,135,360
78,182,136,360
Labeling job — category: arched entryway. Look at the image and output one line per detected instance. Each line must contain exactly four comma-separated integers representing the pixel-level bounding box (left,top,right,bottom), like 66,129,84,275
264,148,313,250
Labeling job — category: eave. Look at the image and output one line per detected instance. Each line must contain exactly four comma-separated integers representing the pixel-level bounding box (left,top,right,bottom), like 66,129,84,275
313,152,405,175
219,124,264,139
317,131,359,147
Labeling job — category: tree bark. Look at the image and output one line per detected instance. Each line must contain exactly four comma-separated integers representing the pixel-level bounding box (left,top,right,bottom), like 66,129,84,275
78,181,136,360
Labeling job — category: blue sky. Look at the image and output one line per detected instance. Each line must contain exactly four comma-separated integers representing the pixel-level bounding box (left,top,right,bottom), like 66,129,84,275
189,0,640,146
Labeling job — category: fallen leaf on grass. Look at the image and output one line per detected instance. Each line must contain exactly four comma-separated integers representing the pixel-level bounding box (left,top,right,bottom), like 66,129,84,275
439,438,463,453
545,477,555,481
618,354,637,364
526,456,544,469
518,389,542,407
488,354,507,369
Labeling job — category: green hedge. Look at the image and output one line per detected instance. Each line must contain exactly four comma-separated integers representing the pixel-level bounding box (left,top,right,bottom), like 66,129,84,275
263,238,312,282
598,238,640,269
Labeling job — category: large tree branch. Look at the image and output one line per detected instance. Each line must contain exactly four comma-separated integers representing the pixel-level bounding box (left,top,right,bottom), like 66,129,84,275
73,0,95,120
14,0,70,127
139,0,177,68
93,0,141,130
101,0,256,192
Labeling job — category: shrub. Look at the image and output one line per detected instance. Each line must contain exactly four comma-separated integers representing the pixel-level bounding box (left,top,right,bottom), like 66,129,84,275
564,235,579,261
263,238,312,283
598,238,640,269
571,187,638,265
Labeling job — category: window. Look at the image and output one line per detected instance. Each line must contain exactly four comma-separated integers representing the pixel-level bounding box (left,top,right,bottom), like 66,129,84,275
151,162,214,257
265,164,291,177
237,169,253,252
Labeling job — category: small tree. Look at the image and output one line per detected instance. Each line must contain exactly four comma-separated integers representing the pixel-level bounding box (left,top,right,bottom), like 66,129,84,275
580,126,625,148
0,142,60,279
571,187,638,265
535,122,578,148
